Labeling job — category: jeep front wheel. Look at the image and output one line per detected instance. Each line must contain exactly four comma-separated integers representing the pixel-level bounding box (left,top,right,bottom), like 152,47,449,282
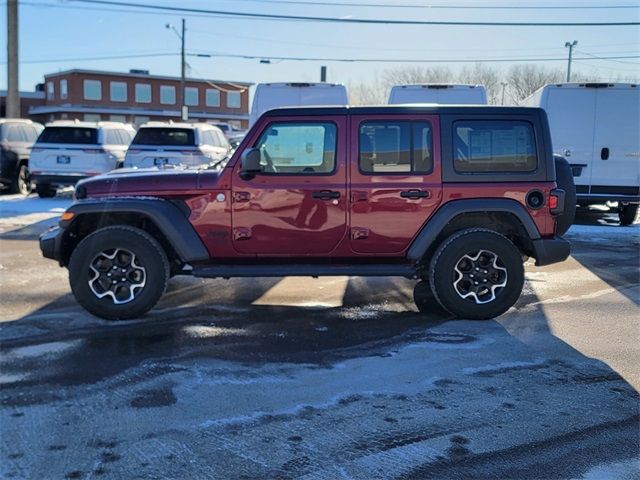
429,229,524,320
69,226,169,320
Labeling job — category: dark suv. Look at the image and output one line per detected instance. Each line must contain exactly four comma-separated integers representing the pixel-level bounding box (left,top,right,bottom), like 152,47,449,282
40,105,574,320
0,119,43,195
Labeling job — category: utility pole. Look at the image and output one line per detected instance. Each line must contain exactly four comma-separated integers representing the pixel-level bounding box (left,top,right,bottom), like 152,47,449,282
6,0,20,118
180,18,186,121
500,81,508,105
166,19,188,121
565,40,578,82
320,66,327,82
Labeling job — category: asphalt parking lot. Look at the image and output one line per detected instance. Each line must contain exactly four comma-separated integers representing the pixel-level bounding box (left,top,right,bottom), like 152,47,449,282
0,193,638,480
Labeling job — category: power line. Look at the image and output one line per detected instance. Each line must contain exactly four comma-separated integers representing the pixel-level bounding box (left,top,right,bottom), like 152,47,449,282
69,0,640,26
203,53,640,63
575,50,640,66
223,0,640,9
5,51,639,65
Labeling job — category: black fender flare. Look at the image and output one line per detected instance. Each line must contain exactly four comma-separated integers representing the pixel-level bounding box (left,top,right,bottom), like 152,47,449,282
406,199,541,263
61,197,210,263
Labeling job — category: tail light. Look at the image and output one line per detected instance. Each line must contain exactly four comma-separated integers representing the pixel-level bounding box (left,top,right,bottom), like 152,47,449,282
127,149,141,154
83,148,106,154
549,189,565,215
31,147,44,152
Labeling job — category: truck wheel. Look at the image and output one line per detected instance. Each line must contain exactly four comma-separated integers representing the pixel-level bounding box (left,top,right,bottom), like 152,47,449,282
69,226,169,320
9,163,31,195
429,229,524,320
36,183,56,198
554,155,576,236
413,281,448,316
619,203,639,226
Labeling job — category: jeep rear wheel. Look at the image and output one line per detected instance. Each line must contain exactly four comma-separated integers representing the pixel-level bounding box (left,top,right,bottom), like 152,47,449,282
69,226,169,320
429,229,524,320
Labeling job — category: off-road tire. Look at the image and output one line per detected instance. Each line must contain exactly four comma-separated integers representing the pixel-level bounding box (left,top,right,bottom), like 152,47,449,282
69,226,169,320
554,155,576,236
619,203,639,226
429,228,524,320
36,183,56,198
413,280,449,316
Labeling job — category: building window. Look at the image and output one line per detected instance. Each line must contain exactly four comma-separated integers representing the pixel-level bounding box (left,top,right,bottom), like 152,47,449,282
47,82,55,100
227,91,241,108
185,87,199,106
160,85,176,105
83,80,102,101
84,113,101,122
60,80,68,100
135,84,151,103
206,89,220,107
133,116,150,126
110,114,127,123
110,82,127,102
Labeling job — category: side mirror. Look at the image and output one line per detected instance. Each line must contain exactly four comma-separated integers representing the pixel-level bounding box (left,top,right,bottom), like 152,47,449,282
240,148,262,179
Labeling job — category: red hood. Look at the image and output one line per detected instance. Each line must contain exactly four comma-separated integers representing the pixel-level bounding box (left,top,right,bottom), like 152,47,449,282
76,167,220,197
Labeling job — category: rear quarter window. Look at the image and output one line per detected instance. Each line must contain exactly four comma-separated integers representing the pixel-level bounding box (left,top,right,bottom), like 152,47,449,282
453,120,537,173
37,127,99,145
132,128,195,146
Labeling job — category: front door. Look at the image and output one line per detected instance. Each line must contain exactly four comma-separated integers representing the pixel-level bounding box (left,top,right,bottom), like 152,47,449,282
231,116,347,255
349,115,442,255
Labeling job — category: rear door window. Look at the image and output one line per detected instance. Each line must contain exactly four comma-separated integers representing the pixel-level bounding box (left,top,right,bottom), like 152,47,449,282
453,120,537,173
131,128,195,146
37,127,99,145
359,121,433,174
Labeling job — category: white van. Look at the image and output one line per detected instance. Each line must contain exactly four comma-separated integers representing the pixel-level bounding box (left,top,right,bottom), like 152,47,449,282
522,83,639,224
388,84,487,105
250,82,349,126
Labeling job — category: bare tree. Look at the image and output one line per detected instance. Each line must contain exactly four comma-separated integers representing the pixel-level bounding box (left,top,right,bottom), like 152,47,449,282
505,64,564,104
348,78,387,105
457,63,501,104
381,66,454,87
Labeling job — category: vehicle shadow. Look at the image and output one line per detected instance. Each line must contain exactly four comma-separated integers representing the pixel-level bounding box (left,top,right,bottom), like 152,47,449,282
565,208,640,306
1,274,638,479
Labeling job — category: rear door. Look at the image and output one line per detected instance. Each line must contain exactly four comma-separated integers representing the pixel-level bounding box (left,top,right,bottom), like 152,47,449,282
544,87,596,190
231,116,347,255
591,87,640,190
349,114,442,254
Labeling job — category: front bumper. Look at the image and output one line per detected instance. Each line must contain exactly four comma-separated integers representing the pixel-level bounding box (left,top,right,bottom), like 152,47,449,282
532,236,571,267
40,226,64,264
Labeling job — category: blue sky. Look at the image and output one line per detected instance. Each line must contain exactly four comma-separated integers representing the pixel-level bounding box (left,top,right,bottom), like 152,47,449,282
1,0,639,92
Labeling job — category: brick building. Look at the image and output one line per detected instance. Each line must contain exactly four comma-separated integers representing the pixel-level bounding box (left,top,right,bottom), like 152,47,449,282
25,69,252,128
0,89,45,119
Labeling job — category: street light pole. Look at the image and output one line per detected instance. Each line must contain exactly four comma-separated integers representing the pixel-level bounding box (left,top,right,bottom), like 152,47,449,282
180,18,186,121
500,81,508,105
565,40,578,82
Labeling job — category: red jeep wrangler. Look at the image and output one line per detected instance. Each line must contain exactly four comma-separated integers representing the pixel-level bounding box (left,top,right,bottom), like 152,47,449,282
40,106,574,320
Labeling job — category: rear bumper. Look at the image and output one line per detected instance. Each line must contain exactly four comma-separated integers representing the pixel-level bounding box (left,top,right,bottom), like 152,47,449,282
532,236,570,267
40,226,64,264
577,194,640,204
32,173,89,186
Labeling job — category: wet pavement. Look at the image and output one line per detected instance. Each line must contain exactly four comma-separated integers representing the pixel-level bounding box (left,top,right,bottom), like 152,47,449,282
0,196,639,479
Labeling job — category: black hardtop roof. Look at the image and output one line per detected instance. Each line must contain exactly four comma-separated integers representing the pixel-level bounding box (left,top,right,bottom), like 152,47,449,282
263,104,542,117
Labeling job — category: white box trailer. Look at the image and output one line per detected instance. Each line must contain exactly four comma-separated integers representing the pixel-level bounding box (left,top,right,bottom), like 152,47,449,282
522,83,640,224
388,84,487,105
250,82,349,127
